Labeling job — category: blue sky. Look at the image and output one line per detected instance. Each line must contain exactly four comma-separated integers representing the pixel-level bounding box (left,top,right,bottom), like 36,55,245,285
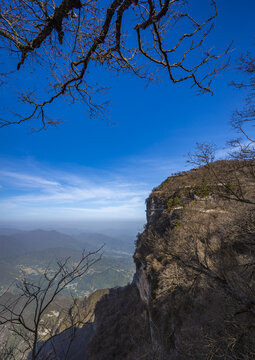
0,0,255,227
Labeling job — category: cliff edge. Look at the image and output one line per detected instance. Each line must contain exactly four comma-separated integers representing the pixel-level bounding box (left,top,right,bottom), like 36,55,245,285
88,160,255,359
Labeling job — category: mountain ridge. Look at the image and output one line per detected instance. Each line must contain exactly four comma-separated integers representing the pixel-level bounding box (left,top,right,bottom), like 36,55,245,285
87,161,255,359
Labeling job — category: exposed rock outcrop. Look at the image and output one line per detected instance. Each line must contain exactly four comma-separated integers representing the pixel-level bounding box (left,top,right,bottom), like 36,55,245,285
87,285,152,360
88,161,255,359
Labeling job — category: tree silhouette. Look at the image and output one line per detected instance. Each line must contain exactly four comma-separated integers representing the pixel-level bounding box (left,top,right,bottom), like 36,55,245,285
0,0,230,129
0,248,102,360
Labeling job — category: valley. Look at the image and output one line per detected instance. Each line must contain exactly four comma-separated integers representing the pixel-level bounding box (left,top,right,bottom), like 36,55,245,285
0,229,135,297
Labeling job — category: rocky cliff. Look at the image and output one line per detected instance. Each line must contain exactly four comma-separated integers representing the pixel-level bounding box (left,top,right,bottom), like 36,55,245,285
87,161,255,359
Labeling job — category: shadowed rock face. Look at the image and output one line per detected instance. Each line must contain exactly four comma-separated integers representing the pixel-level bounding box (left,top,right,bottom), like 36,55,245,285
132,265,150,304
28,324,94,360
87,161,255,360
87,285,152,360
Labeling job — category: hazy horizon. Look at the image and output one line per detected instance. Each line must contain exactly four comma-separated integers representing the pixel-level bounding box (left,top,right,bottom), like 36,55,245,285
0,219,145,237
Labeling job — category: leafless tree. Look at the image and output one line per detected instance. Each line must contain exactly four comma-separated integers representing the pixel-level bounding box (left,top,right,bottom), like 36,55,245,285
0,0,230,129
187,142,255,206
188,47,255,168
187,48,255,204
0,248,102,360
229,51,255,161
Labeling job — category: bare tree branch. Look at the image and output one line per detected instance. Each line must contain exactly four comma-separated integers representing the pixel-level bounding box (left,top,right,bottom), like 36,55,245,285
0,0,230,129
0,247,102,360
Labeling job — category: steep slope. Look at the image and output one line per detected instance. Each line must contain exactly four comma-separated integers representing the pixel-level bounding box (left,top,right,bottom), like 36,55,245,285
88,161,255,359
88,285,152,360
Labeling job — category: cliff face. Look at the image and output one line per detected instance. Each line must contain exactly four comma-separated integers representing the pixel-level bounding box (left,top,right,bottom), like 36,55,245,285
88,161,255,359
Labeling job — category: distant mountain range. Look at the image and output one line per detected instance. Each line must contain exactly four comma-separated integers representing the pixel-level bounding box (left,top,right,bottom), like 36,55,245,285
0,229,134,259
0,230,82,259
0,229,135,297
74,231,134,255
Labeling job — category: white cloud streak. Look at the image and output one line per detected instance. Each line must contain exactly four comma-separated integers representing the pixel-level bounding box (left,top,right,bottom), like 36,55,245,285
0,163,150,221
0,154,187,222
0,171,60,188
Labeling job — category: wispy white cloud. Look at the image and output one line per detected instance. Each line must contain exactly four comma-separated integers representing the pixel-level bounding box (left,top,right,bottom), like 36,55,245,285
0,160,151,221
4,185,147,205
0,171,60,189
0,153,187,223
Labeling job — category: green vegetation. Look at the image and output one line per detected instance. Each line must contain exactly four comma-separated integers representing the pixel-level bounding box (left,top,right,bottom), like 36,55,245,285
193,179,212,198
224,181,237,195
167,196,182,211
